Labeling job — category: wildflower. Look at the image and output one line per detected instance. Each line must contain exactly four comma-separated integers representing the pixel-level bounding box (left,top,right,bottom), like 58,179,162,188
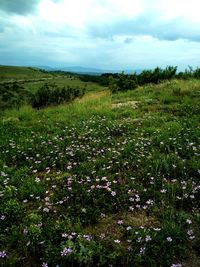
35,177,40,183
114,239,120,243
61,247,72,256
43,207,50,213
83,234,92,241
187,229,193,236
0,251,7,258
0,215,6,220
137,237,142,243
139,246,146,255
171,264,182,267
146,199,154,205
145,235,152,242
126,226,132,231
100,233,106,239
153,228,161,231
111,191,116,196
117,220,123,225
160,189,167,193
62,233,68,238
42,263,48,267
23,228,28,235
81,208,86,213
166,237,172,242
127,246,133,251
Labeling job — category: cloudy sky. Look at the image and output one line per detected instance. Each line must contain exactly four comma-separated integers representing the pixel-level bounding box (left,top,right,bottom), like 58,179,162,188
1,0,200,70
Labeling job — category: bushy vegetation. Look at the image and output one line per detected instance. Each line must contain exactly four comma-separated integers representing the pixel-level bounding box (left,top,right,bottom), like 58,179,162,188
31,83,85,109
78,66,200,93
0,83,32,110
0,78,200,266
79,73,112,86
109,66,177,93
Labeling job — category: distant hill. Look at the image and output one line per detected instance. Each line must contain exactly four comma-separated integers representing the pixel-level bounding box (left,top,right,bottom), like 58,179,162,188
38,66,143,75
0,65,52,81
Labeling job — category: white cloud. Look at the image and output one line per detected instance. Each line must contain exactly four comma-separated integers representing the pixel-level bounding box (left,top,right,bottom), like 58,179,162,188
1,0,200,69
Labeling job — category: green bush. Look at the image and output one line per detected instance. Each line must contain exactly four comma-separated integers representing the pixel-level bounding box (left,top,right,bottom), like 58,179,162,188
31,83,85,109
109,72,137,93
0,83,32,110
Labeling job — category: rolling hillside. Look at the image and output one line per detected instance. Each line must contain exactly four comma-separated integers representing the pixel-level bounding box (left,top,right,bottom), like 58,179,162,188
0,76,200,266
0,65,53,82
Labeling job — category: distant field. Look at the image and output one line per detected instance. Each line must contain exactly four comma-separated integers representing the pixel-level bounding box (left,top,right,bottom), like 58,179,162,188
0,65,106,93
0,65,52,81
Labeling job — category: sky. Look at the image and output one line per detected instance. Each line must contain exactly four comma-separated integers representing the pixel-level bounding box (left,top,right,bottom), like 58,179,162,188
0,0,200,70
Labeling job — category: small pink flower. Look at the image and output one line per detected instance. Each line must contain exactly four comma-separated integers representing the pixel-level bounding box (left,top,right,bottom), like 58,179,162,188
111,191,116,196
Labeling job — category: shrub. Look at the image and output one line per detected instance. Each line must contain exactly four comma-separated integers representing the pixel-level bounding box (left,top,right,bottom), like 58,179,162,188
31,83,85,109
0,83,32,110
109,72,137,93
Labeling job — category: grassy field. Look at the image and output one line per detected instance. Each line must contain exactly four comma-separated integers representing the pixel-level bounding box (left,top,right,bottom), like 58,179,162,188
0,65,53,81
0,76,200,266
0,65,105,94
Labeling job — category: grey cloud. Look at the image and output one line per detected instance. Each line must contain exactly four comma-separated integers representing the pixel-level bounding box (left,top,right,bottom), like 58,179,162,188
0,0,40,15
89,15,200,42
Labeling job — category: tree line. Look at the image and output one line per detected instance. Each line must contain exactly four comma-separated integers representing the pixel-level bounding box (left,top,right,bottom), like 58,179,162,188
78,66,200,92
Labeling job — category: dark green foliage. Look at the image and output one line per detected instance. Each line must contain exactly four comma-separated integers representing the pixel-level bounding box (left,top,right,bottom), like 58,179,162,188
109,66,177,93
79,73,112,86
138,66,177,85
0,83,32,110
109,72,137,93
31,83,85,109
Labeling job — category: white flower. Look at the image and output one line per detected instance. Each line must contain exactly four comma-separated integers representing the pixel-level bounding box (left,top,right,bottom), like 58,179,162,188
145,235,152,242
166,237,172,242
35,177,40,183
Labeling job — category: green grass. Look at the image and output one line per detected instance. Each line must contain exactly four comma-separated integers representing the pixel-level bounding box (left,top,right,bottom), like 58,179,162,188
0,79,200,266
24,75,105,94
0,65,52,81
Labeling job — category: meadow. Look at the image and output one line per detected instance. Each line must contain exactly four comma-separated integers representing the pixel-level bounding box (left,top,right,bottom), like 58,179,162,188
0,68,200,266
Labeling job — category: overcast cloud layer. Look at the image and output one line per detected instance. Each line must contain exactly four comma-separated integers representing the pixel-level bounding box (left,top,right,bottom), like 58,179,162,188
0,0,200,70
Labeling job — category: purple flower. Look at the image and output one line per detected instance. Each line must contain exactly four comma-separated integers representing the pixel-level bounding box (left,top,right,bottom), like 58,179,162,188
139,246,146,255
83,234,92,241
42,262,48,267
0,251,7,258
61,247,73,256
43,207,50,213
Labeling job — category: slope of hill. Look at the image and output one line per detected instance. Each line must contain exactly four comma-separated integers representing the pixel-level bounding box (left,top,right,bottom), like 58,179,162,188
0,78,200,266
0,65,52,81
